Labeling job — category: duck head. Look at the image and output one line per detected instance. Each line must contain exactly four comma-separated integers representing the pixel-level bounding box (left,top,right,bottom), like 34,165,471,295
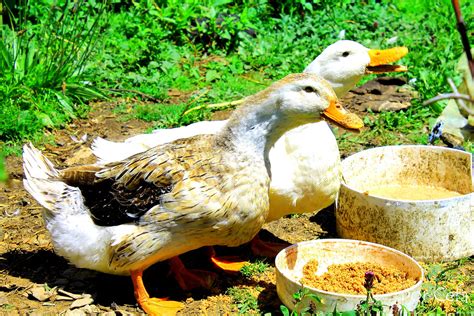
237,73,364,132
304,40,408,97
274,73,364,130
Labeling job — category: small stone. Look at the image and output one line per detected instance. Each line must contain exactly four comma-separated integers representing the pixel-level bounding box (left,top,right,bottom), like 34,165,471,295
73,304,101,314
110,302,119,310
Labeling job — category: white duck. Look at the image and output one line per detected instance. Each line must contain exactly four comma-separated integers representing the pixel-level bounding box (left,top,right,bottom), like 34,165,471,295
91,40,407,253
92,40,407,164
24,74,356,315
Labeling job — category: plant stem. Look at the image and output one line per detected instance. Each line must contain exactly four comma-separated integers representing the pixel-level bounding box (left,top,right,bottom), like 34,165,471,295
451,0,474,79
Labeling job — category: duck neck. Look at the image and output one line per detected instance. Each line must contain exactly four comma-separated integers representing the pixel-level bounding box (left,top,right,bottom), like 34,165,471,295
332,75,362,97
217,98,311,161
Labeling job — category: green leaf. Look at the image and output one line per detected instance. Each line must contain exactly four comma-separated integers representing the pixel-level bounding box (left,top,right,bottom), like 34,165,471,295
303,2,313,11
213,0,233,7
0,157,7,183
66,83,108,101
53,92,76,118
338,311,357,316
205,69,220,82
36,113,54,127
280,305,290,316
305,292,322,303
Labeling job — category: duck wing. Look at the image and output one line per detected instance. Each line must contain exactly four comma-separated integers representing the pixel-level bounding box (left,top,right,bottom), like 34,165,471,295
59,135,223,226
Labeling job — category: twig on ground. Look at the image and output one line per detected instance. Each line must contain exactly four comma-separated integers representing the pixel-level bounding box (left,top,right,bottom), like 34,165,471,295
177,89,210,124
451,0,474,79
183,98,246,116
423,78,474,116
447,78,474,116
423,93,473,105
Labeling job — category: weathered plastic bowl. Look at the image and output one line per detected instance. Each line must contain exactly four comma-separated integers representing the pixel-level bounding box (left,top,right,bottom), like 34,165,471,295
336,145,473,262
275,239,423,313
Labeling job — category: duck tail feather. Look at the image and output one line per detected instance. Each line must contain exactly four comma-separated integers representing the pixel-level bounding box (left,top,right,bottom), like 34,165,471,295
22,143,86,218
23,143,59,180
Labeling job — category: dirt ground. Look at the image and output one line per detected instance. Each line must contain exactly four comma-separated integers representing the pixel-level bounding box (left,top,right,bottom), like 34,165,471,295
0,81,470,315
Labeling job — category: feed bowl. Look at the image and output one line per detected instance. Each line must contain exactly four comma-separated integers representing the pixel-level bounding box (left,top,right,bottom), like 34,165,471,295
275,239,423,313
336,145,473,262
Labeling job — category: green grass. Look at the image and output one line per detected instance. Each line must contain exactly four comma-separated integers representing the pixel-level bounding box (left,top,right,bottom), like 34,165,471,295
0,0,107,156
226,286,261,314
89,0,473,155
0,157,7,183
280,288,323,316
240,260,270,278
417,258,474,314
2,0,472,157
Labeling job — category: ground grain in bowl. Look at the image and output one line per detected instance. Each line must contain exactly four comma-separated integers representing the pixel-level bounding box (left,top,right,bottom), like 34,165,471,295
301,260,418,295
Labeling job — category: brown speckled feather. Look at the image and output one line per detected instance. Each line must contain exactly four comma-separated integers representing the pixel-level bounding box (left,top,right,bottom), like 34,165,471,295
59,134,270,269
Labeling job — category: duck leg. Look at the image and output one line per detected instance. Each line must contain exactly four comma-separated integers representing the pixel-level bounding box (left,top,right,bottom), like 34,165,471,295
250,234,290,258
208,247,248,272
131,269,184,316
209,232,289,272
168,257,217,291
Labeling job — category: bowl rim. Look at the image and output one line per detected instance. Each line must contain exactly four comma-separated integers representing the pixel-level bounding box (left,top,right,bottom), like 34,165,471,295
340,145,473,203
275,238,424,299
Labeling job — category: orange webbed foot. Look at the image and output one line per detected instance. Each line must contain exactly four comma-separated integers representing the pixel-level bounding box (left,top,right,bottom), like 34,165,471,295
131,269,184,316
207,247,248,272
138,298,184,316
168,256,217,291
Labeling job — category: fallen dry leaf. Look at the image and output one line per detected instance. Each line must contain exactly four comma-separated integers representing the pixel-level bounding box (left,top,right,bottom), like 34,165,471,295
64,146,94,165
55,295,74,301
70,296,94,309
65,303,101,315
28,285,57,302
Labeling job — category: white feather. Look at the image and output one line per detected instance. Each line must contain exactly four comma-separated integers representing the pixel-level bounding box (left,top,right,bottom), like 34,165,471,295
22,143,135,275
93,120,227,163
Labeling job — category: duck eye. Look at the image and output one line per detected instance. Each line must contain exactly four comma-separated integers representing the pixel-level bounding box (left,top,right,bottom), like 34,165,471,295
304,86,317,93
342,51,350,57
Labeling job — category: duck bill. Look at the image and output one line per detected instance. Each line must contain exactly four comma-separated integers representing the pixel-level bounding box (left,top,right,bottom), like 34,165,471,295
365,46,409,74
323,99,364,130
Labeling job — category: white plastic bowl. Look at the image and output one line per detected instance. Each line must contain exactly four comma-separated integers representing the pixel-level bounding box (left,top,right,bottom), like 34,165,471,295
275,239,423,313
336,145,473,262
